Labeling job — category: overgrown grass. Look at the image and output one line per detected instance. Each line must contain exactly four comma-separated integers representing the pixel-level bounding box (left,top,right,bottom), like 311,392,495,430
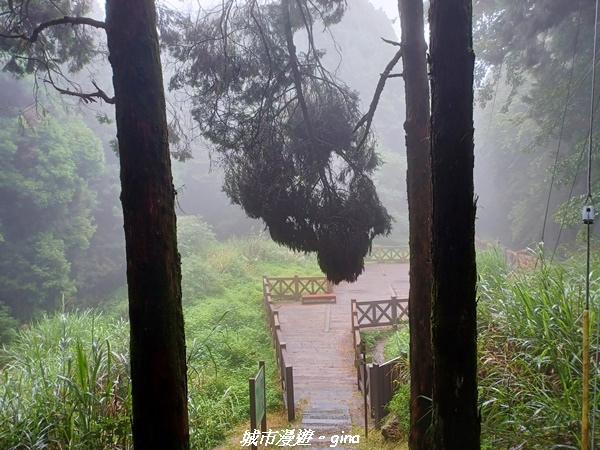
0,311,131,449
0,227,321,449
477,247,600,449
384,246,600,448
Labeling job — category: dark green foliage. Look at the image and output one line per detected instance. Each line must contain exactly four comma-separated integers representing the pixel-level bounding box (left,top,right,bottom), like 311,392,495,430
0,301,18,344
473,0,600,247
0,0,99,77
0,111,105,318
383,249,600,447
0,235,316,449
165,0,391,283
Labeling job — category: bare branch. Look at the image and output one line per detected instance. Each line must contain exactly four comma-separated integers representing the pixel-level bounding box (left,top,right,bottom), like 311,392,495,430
43,78,115,104
0,15,105,42
282,0,315,141
382,37,401,47
353,48,403,138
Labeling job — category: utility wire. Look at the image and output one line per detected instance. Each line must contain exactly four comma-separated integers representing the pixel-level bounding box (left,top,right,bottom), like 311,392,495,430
541,3,583,244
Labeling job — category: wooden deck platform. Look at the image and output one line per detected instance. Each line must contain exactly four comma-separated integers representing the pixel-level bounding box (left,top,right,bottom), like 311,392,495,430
273,263,409,445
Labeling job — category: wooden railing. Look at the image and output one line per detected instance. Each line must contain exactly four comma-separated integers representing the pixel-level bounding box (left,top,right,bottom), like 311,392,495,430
370,357,404,427
352,301,371,411
475,237,498,250
263,275,333,301
366,245,410,263
263,284,295,421
352,298,407,429
352,297,409,329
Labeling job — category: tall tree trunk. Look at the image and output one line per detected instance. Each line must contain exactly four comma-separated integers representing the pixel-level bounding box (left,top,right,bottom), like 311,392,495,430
429,0,479,448
398,0,433,448
105,1,190,449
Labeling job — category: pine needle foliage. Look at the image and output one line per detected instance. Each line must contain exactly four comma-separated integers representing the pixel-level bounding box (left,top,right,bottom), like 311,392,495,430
164,0,392,283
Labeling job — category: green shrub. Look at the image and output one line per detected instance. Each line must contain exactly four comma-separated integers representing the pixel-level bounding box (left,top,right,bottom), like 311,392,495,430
386,383,411,441
0,301,18,345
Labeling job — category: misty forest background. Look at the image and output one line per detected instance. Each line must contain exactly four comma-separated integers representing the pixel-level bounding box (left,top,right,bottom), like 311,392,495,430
1,0,600,449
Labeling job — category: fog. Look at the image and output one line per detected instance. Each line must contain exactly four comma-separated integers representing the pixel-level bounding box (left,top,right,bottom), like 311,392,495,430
0,0,593,317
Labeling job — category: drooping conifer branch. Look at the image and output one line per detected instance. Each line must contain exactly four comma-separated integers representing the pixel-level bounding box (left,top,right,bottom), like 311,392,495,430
164,0,392,283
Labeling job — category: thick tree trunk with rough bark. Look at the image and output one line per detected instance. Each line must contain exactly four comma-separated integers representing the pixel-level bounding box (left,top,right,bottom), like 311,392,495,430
398,0,433,448
105,1,190,448
429,0,480,448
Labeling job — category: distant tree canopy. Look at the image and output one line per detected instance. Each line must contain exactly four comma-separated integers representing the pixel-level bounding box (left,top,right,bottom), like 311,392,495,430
0,102,105,319
473,0,600,247
164,0,392,282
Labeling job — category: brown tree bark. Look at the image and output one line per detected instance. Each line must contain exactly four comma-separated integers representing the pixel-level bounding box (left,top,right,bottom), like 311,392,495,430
429,0,480,448
105,1,190,448
398,0,433,448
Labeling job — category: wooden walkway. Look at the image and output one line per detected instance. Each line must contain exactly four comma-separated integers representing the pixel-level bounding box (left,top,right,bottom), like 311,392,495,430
273,264,409,447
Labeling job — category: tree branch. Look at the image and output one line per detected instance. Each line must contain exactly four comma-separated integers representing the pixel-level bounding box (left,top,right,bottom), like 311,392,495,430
382,37,401,47
282,0,315,142
353,47,402,139
44,79,115,104
0,16,105,42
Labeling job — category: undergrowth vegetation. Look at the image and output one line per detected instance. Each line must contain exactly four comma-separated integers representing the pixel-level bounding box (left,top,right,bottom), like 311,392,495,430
385,246,600,448
0,217,320,449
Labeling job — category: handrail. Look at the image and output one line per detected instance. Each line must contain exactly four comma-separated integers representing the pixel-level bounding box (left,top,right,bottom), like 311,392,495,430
263,275,332,301
353,297,409,328
365,245,410,263
263,278,295,421
351,298,406,428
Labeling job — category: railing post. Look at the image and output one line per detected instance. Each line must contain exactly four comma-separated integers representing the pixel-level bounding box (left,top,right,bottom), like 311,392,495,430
371,363,380,426
294,274,299,301
279,342,286,386
391,296,397,328
285,365,295,421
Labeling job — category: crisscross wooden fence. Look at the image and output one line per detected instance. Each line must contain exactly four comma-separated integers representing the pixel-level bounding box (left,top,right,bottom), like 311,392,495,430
352,297,409,329
351,297,408,428
263,283,295,421
366,245,410,263
263,275,333,301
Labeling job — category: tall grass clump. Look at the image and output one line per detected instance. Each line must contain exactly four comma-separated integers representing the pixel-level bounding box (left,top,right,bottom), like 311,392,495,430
0,311,131,449
477,247,600,449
